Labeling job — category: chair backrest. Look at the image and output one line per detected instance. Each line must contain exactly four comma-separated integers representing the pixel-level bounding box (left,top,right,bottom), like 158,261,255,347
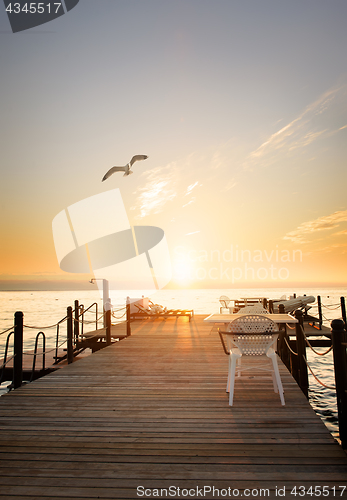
219,295,230,308
129,296,150,314
226,315,278,355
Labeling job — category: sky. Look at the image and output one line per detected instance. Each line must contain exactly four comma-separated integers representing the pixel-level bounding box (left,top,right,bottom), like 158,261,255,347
0,0,347,290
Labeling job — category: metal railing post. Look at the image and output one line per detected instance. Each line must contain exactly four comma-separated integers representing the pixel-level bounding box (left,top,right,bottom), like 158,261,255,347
340,297,346,329
277,304,291,371
74,300,79,346
80,304,84,338
126,297,131,337
13,311,23,389
67,307,73,364
294,310,309,398
317,295,323,330
30,332,46,382
331,319,347,449
106,308,111,346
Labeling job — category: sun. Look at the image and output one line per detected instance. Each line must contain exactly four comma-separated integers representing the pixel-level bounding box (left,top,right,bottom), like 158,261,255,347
173,257,194,286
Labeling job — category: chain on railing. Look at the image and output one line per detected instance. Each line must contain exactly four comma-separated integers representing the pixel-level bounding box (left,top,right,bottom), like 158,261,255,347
304,333,333,356
112,308,126,320
283,336,298,356
0,355,15,372
77,306,126,323
0,326,16,336
322,313,345,323
22,339,67,357
74,314,105,325
284,333,335,389
23,317,68,329
282,322,336,391
77,330,104,341
303,357,336,390
112,306,127,313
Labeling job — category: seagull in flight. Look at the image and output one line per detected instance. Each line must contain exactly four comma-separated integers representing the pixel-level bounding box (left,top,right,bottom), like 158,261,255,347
102,155,148,181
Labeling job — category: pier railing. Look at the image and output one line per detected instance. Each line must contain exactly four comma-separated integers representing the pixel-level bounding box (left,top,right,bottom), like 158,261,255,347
277,300,347,449
331,319,347,449
0,298,129,389
301,295,346,330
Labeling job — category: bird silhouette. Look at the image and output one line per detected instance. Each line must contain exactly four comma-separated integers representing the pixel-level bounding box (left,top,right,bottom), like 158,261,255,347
102,155,148,181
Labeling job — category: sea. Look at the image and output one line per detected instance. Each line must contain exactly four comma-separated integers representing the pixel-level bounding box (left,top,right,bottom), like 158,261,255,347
0,286,346,443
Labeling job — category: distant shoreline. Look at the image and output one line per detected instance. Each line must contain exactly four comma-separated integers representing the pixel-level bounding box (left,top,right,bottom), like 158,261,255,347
1,283,347,292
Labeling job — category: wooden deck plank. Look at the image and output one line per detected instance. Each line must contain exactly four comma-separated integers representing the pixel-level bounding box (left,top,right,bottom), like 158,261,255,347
0,314,346,499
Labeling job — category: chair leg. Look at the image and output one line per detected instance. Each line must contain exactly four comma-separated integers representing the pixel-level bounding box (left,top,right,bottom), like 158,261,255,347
226,355,231,393
270,362,279,393
269,353,285,405
228,353,240,406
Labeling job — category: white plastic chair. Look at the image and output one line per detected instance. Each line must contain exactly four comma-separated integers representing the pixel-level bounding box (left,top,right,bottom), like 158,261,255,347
224,314,285,406
219,295,233,313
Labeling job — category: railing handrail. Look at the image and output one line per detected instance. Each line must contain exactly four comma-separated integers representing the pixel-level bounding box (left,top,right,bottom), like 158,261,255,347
29,331,46,382
0,331,14,383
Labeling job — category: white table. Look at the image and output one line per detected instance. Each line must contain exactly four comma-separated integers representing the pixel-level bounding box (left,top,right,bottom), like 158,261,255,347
204,313,298,324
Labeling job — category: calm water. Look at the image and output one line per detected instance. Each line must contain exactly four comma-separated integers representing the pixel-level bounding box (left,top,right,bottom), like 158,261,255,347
1,287,346,441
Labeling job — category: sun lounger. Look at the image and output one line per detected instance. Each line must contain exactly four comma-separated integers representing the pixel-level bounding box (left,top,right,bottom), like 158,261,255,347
129,299,193,321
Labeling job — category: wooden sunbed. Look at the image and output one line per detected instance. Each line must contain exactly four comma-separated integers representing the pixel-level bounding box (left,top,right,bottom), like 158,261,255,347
130,303,194,322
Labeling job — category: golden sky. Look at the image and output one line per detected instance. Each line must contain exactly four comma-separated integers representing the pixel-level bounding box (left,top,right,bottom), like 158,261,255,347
1,1,346,290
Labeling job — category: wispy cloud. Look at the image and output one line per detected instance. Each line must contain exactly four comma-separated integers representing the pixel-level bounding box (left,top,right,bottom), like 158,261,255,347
183,181,200,206
288,129,327,151
132,163,178,218
185,181,199,195
130,82,346,220
316,242,347,254
182,197,196,208
221,179,237,192
243,83,347,170
211,149,225,170
333,229,347,236
283,209,347,243
131,157,203,218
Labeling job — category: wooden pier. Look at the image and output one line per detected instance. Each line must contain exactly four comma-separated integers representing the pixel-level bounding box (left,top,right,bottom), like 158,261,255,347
0,323,127,383
0,315,346,499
